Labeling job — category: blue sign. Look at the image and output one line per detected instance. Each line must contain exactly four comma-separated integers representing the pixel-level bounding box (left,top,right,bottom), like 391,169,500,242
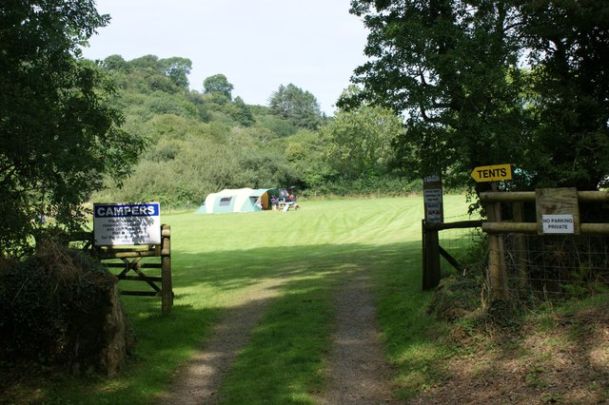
94,203,160,218
93,202,161,246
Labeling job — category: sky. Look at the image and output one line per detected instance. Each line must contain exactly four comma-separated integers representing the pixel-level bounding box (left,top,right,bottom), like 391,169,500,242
82,0,369,115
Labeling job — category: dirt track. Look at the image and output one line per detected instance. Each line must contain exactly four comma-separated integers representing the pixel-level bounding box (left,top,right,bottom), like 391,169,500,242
316,270,398,404
157,278,284,404
159,270,397,404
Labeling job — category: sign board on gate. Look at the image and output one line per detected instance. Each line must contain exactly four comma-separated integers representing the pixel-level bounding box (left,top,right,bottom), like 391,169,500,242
423,175,444,224
94,202,161,246
535,188,580,235
470,164,512,183
541,214,575,234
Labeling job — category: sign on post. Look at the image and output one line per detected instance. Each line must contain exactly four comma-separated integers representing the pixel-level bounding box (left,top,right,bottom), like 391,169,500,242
541,215,575,234
536,188,580,235
94,202,161,246
470,164,512,183
423,175,444,224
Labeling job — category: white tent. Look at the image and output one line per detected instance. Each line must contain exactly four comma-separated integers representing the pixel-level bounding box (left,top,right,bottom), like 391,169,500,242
197,188,271,214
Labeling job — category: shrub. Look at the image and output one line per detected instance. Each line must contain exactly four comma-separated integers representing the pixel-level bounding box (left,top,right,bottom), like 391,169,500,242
0,241,134,375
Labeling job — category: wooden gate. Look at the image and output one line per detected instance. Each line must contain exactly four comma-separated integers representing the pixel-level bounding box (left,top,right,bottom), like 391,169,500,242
71,224,173,314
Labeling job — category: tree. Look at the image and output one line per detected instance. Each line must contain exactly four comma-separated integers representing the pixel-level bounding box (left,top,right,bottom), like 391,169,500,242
322,105,403,180
102,54,130,72
160,57,192,89
0,0,144,255
270,84,323,130
342,0,525,187
344,0,609,191
203,74,234,100
231,96,255,127
515,0,609,190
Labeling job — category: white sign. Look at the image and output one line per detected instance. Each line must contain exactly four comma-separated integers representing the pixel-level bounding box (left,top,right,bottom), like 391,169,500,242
424,188,443,223
542,214,574,234
94,202,161,246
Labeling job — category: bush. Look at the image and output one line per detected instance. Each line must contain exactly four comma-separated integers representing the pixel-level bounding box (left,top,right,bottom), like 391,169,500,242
0,241,134,375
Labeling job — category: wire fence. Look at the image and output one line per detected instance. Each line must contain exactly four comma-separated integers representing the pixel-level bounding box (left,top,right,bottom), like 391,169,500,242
434,225,609,303
438,226,484,274
498,233,609,300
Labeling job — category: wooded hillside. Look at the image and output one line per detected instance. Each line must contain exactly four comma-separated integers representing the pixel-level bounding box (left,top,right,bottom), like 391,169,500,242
94,55,416,206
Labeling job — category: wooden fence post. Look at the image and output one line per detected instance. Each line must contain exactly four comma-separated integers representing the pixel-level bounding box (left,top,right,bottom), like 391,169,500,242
512,202,528,289
485,188,509,301
161,224,173,314
422,220,441,290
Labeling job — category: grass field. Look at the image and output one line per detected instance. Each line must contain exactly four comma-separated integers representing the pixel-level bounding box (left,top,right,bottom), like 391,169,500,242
9,195,475,404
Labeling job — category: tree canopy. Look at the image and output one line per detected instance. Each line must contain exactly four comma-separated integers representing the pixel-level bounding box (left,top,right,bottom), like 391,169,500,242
0,0,144,255
343,0,609,191
270,84,323,130
203,74,234,100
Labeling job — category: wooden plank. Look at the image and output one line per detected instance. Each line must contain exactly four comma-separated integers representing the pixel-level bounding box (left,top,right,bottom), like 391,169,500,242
483,221,609,235
161,224,173,314
120,291,158,297
99,250,159,259
512,202,528,289
536,187,580,234
422,223,441,290
103,262,162,269
421,219,426,290
484,186,509,301
580,223,609,234
117,275,162,282
133,266,161,292
577,191,609,202
480,191,535,203
99,246,155,253
482,222,537,233
481,190,609,203
425,220,483,231
438,245,463,273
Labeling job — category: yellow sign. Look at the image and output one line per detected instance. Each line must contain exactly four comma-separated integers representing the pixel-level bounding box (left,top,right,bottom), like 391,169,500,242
470,164,512,182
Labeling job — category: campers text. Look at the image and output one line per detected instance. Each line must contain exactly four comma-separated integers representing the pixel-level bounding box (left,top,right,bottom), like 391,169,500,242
95,204,159,218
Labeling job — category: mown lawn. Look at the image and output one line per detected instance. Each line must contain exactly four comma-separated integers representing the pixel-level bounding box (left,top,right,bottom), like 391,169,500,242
7,195,474,404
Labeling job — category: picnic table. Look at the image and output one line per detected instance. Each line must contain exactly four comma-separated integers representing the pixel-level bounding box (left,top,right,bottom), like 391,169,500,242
277,201,296,211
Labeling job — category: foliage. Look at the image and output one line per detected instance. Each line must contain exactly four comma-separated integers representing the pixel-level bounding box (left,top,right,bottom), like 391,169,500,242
344,0,609,191
322,105,403,180
203,73,234,100
0,0,144,255
270,83,324,130
516,1,609,190
230,96,255,127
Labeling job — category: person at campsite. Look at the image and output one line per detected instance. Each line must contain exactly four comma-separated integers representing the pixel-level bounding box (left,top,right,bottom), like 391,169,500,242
288,191,299,210
279,189,289,202
271,195,278,210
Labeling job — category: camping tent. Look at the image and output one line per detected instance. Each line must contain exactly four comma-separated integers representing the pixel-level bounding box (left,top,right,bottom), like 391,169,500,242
197,188,272,214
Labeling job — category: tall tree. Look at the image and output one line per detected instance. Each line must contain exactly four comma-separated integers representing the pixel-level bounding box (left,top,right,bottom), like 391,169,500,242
231,96,255,127
342,0,525,187
0,0,144,255
160,57,192,89
322,105,403,180
203,74,234,100
270,84,323,130
344,0,609,191
516,0,609,189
